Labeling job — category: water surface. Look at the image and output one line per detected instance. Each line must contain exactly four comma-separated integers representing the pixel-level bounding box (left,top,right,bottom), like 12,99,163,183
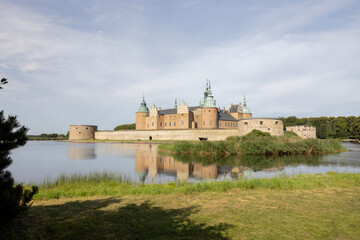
9,141,360,184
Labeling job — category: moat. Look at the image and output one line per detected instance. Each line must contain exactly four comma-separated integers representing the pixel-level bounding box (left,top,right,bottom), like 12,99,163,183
9,141,360,184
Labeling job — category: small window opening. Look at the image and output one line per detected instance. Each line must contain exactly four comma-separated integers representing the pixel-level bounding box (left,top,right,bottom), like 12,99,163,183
260,121,263,125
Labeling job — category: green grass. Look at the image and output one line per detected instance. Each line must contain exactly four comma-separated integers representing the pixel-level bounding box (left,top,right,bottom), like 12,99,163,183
2,173,360,239
158,135,347,156
31,172,360,200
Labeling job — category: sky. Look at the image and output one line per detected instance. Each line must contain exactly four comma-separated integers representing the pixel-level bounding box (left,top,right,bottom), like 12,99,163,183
0,0,359,134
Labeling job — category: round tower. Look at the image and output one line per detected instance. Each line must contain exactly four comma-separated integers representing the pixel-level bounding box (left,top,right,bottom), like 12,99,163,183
200,80,218,128
69,125,97,140
136,95,149,130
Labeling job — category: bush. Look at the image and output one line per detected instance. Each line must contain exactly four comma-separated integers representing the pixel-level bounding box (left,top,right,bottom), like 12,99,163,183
114,123,136,131
246,129,271,137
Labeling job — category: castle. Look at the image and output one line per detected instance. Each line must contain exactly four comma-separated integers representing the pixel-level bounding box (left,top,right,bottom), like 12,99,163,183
136,80,253,131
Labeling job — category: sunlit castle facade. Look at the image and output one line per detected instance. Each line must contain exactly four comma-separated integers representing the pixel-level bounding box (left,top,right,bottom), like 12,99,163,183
136,80,253,130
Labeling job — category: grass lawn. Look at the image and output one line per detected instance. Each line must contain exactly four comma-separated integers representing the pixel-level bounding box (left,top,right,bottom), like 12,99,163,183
1,174,360,239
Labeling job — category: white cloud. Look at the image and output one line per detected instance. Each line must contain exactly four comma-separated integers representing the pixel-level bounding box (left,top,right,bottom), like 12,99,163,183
0,0,359,134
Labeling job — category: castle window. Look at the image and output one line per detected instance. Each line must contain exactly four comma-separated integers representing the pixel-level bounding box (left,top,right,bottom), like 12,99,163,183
203,121,205,126
196,116,198,118
152,122,154,126
174,122,176,126
182,121,184,126
76,127,78,129
268,128,270,130
138,123,140,126
165,123,167,127
225,123,227,127
86,127,88,130
244,122,248,125
160,122,162,127
169,122,171,126
210,121,212,126
182,114,184,116
275,121,278,125
260,121,263,125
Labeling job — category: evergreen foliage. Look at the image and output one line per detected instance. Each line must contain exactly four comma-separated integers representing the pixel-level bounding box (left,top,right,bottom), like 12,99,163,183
245,129,271,137
0,111,38,220
114,123,136,130
280,116,360,139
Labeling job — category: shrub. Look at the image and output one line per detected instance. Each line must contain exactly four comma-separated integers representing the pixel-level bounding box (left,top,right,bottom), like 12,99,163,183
114,123,136,131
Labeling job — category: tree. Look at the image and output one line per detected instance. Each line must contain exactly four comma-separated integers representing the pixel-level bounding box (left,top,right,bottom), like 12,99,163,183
0,111,38,220
1,80,38,220
0,78,8,89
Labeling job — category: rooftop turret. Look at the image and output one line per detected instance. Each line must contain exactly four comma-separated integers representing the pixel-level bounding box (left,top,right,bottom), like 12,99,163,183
242,96,251,114
199,79,217,108
137,95,149,113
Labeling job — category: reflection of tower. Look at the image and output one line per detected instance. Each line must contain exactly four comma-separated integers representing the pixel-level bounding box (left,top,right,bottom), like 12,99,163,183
193,163,218,179
134,144,192,182
176,161,190,181
229,167,244,180
68,143,96,160
134,145,149,182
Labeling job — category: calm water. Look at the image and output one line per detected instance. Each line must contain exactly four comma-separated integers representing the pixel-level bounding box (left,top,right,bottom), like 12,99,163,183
8,141,360,184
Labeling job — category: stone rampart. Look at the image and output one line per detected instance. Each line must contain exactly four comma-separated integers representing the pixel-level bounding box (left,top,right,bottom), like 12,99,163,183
286,125,316,139
95,129,238,141
238,118,284,136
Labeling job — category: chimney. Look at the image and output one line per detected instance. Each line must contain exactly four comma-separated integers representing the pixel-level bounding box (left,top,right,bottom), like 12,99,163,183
218,107,220,112
223,107,226,113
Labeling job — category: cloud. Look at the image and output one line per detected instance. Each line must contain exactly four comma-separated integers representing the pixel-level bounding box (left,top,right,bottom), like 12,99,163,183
0,0,359,134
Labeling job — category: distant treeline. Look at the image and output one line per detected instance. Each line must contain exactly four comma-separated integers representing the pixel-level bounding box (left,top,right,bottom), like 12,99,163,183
279,116,360,139
28,133,68,140
114,123,136,131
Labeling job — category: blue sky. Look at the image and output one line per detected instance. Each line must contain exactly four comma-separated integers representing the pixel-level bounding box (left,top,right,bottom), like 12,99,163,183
1,0,360,134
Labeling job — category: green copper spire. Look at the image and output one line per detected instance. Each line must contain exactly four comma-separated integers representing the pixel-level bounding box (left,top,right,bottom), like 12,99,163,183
137,95,149,113
199,79,217,108
242,95,251,114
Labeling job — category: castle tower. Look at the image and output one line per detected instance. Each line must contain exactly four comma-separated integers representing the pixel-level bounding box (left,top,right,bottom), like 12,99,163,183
242,95,252,118
136,95,149,130
200,80,218,129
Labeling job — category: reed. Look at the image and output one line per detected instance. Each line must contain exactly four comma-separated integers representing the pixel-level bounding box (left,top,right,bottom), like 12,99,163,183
158,135,347,156
31,172,360,200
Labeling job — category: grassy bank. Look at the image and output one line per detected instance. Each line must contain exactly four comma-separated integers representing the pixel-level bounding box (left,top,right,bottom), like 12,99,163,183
32,172,360,200
2,173,360,239
158,135,347,156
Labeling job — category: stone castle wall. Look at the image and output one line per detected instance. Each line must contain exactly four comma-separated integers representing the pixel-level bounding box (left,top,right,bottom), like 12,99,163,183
286,125,316,139
238,118,284,136
69,125,98,140
95,129,238,141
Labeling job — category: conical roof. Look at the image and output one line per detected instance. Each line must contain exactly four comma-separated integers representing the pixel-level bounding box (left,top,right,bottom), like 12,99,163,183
137,96,149,113
242,96,251,114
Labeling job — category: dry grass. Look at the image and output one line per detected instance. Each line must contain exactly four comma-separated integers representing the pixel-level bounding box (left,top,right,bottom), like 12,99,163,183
2,187,360,239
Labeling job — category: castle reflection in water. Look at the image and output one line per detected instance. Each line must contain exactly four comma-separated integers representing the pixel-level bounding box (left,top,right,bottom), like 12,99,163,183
135,144,249,182
68,143,256,182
